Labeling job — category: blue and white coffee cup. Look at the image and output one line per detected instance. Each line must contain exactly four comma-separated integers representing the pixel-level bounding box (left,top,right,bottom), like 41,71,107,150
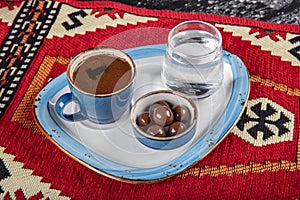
55,47,136,124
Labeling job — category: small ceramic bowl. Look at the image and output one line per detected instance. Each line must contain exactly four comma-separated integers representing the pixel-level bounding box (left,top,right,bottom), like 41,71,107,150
130,90,198,150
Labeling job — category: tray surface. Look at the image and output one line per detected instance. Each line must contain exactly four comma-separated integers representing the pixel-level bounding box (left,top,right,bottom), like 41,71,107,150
34,44,250,183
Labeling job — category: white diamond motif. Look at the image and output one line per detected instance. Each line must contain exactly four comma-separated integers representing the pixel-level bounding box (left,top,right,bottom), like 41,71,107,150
232,98,294,146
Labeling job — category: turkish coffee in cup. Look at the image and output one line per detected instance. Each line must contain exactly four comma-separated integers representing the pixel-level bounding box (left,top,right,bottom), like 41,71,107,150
55,46,136,124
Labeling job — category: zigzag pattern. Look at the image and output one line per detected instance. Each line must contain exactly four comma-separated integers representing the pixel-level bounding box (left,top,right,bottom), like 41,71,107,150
46,3,158,39
0,146,70,199
216,23,300,67
0,0,61,118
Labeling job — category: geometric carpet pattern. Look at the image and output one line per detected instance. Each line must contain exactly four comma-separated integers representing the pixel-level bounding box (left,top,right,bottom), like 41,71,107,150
0,0,299,199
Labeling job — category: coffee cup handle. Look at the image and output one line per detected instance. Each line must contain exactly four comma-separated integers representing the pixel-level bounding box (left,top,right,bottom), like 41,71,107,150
55,93,87,122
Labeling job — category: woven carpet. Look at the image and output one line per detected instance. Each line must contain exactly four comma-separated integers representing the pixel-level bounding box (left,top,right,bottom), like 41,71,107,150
0,0,300,199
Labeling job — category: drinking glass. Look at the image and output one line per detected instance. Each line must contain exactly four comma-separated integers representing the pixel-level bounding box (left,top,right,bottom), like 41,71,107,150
161,20,224,98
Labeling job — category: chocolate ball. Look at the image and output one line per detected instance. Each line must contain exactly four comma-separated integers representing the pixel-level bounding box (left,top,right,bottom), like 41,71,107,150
149,103,161,115
152,106,174,126
149,101,170,115
137,112,151,127
153,100,170,108
173,105,190,123
147,125,166,137
168,122,186,136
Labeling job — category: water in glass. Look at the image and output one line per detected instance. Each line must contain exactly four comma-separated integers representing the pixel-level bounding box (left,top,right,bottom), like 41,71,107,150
162,22,224,98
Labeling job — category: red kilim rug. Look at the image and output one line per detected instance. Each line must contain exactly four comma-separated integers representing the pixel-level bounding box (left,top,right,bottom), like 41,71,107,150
0,0,300,199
